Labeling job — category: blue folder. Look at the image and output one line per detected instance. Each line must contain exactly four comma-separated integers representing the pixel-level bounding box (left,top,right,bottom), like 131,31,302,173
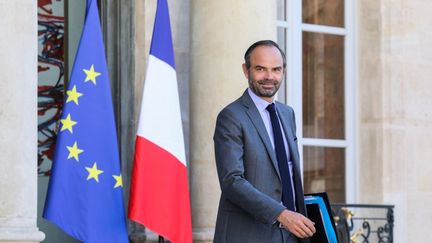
304,195,338,243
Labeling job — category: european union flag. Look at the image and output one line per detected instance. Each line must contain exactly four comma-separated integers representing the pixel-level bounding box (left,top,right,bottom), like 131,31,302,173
43,0,129,242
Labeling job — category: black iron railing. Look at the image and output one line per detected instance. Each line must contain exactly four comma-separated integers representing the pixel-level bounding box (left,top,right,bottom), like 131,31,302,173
330,204,394,243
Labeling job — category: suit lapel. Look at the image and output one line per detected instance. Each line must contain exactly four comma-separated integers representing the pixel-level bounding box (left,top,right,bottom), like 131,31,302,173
276,104,298,163
277,105,308,214
241,91,281,180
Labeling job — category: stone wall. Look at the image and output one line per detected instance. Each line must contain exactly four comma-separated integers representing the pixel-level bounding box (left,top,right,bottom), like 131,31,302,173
359,1,432,242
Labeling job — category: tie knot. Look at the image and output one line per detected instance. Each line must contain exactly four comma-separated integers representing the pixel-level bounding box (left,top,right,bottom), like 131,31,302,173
266,103,276,113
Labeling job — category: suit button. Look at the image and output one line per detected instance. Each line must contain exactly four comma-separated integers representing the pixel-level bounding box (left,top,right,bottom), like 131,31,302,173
275,189,281,194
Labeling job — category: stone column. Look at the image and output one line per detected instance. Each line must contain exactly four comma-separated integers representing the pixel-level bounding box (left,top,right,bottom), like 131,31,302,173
190,1,277,242
0,1,45,242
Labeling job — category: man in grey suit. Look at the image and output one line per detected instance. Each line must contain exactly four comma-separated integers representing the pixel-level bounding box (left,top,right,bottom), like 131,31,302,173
213,40,316,243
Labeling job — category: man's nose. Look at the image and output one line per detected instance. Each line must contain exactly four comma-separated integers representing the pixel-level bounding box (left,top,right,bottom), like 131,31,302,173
265,70,274,79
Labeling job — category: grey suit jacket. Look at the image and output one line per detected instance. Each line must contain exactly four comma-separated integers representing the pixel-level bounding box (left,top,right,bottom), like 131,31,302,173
213,90,309,243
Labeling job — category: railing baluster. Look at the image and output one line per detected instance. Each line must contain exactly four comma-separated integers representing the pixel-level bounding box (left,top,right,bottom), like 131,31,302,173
330,204,394,243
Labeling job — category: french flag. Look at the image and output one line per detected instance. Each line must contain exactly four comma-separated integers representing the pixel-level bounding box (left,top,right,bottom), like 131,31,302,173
128,1,192,243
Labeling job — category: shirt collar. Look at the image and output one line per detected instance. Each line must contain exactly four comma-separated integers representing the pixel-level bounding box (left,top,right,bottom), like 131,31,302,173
247,88,274,112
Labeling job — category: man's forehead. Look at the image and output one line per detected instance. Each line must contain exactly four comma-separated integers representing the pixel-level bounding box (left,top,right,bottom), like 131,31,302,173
249,46,284,66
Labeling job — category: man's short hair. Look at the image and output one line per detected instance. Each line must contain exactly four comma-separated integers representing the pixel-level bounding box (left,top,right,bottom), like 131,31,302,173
244,40,286,69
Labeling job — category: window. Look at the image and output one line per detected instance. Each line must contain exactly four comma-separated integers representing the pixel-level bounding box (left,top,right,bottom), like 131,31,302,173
277,0,356,203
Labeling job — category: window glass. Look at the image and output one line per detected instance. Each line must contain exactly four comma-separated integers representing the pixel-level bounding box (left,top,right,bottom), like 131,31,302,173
277,0,287,21
277,27,287,102
302,32,345,139
302,0,344,27
303,146,345,202
277,27,286,53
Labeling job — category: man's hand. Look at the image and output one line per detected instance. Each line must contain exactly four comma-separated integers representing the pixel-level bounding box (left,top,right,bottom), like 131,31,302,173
277,209,316,238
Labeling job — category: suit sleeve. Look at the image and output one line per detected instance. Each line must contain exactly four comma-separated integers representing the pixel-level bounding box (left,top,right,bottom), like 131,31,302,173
214,108,285,224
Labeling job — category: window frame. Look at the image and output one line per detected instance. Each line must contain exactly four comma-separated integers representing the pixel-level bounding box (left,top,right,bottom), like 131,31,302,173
277,0,358,203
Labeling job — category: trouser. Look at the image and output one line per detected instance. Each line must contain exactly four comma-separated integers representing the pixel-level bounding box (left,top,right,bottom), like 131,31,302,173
271,223,299,243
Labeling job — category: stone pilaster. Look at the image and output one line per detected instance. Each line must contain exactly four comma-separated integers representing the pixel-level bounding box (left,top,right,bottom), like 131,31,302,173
0,0,45,242
358,0,385,204
359,1,432,242
190,1,277,242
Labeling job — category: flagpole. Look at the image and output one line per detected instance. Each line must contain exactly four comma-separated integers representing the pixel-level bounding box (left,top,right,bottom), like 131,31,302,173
158,235,164,243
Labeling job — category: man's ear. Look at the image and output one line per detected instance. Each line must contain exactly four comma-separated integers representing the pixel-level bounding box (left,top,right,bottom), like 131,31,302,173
242,63,249,79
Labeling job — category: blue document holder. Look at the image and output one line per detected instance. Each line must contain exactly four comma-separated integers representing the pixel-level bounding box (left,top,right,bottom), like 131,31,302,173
304,194,338,243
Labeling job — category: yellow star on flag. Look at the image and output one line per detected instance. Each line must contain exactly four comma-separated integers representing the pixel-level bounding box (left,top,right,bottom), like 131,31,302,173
83,64,101,85
86,162,104,183
66,141,84,162
66,85,83,105
112,174,123,188
60,113,77,133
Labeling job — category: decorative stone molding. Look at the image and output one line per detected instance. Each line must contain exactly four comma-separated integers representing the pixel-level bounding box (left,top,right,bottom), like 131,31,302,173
0,226,45,243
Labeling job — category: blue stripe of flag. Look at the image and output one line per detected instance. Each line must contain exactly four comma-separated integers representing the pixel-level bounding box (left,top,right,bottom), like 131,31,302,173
149,0,176,69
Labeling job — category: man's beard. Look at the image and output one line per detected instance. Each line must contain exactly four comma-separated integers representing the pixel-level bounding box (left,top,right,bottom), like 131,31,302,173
248,78,281,98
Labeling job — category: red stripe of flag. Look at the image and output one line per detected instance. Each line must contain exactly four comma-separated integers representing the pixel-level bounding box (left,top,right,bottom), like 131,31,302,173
129,136,192,243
